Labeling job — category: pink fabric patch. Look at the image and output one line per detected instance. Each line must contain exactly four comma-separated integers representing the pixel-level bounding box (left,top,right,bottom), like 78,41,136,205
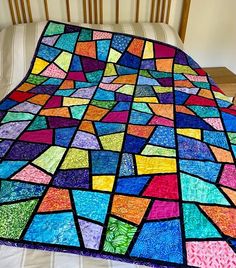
67,72,86,81
93,31,112,40
220,164,236,189
204,118,224,130
99,83,122,91
149,116,174,127
103,111,129,123
154,43,176,58
44,96,62,108
20,129,53,144
186,241,236,268
147,200,179,220
185,74,208,82
11,164,51,184
41,63,66,79
42,35,59,46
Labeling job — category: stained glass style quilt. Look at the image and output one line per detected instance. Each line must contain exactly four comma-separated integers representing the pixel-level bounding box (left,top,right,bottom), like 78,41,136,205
0,21,236,268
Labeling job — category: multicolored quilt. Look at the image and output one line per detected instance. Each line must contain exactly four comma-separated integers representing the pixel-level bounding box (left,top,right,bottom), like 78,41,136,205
0,21,236,268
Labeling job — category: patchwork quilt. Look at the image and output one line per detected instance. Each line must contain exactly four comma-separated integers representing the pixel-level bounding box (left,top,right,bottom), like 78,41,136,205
0,21,236,268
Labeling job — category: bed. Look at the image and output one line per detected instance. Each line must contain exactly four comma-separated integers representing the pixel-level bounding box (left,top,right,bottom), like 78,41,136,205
0,1,221,268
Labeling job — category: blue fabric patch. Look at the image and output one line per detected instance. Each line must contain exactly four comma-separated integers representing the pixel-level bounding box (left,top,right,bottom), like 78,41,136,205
70,55,82,71
203,130,229,149
91,151,119,174
137,76,159,86
113,102,131,111
179,159,221,182
124,135,146,153
149,126,175,148
97,40,111,61
178,135,214,161
118,52,140,69
129,110,152,125
0,181,45,203
43,78,62,85
112,35,131,52
95,122,125,135
0,161,27,179
216,99,231,108
72,190,110,223
0,99,18,110
116,65,137,75
24,212,80,246
176,113,213,130
131,220,183,264
55,127,77,147
116,176,150,195
55,32,79,52
94,89,115,101
175,91,189,105
222,112,236,132
37,44,61,61
119,153,135,177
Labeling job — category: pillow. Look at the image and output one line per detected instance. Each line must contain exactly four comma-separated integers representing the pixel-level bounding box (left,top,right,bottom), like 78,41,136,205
0,21,183,99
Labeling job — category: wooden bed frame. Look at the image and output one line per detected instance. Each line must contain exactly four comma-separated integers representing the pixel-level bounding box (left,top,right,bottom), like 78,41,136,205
7,0,191,42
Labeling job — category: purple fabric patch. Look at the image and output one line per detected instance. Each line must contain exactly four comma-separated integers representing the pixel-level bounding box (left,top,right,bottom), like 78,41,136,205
0,121,30,139
53,169,89,188
30,85,58,95
72,131,100,149
0,140,13,157
48,117,79,128
78,219,103,250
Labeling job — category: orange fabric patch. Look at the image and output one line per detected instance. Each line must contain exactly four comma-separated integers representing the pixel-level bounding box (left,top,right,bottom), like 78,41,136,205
198,89,214,99
176,105,195,115
200,205,236,238
112,195,150,225
76,41,96,58
113,74,138,85
40,107,70,118
38,188,71,212
127,125,154,138
60,80,74,89
221,187,236,205
28,94,50,105
156,59,173,72
79,120,95,134
149,104,174,119
127,38,145,57
175,80,194,87
210,146,234,163
84,105,108,121
17,83,35,92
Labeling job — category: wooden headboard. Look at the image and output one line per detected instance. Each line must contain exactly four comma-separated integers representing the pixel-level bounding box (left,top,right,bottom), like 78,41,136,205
7,0,191,42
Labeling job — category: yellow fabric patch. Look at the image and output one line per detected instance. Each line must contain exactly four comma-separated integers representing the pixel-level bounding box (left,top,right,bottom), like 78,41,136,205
92,176,115,192
153,86,172,93
63,97,89,106
134,97,159,103
214,92,231,102
54,51,72,72
174,64,197,75
143,41,154,59
104,63,117,76
108,48,121,63
100,133,124,152
177,128,201,140
61,148,89,169
32,58,49,74
135,155,177,175
117,85,135,95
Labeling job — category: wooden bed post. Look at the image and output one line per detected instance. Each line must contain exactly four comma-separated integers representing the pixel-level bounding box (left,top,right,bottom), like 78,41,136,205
179,0,191,43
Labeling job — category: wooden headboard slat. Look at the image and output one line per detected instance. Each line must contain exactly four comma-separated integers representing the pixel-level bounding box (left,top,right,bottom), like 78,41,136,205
14,0,22,24
44,0,49,21
155,0,161,23
20,0,27,23
26,0,33,22
66,0,71,22
99,0,103,24
5,0,191,43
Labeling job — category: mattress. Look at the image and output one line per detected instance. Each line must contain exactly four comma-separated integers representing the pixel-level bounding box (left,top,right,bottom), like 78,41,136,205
0,21,184,268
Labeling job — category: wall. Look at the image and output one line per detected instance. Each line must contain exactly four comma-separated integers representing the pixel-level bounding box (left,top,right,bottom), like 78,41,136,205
0,0,235,73
184,0,236,73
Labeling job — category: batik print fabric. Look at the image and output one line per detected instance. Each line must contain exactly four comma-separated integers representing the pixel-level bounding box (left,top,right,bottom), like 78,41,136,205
0,21,236,268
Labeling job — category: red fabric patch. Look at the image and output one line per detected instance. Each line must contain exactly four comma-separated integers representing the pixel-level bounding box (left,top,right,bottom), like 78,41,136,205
185,95,216,106
9,91,34,102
